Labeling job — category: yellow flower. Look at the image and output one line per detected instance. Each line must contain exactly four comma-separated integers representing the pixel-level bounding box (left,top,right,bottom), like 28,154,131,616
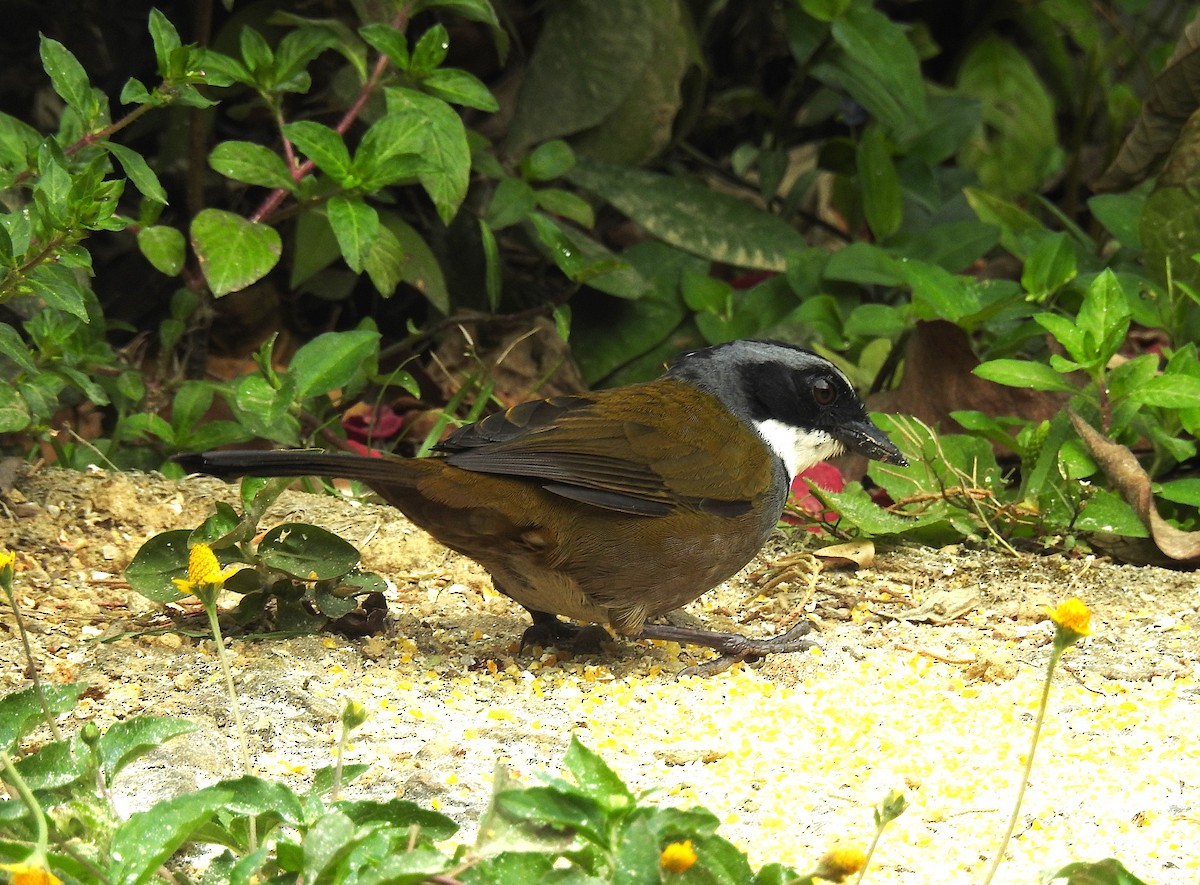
659,840,697,874
812,845,867,882
172,543,241,597
0,549,14,571
1046,597,1092,650
0,859,63,885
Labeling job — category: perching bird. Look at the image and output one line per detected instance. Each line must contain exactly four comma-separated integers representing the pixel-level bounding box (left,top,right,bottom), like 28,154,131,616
176,339,906,673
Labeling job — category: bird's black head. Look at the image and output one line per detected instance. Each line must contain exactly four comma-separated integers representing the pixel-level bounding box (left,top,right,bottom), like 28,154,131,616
665,340,907,478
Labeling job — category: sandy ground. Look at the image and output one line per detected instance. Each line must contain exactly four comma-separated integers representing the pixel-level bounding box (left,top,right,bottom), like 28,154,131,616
2,465,1198,883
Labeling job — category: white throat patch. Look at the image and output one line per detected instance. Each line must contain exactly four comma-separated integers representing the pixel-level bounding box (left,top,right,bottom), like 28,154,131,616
753,419,844,483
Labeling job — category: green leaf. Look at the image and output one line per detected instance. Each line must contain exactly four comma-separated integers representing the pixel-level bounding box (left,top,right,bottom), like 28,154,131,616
380,88,470,224
360,23,409,69
191,209,282,297
480,218,502,311
410,24,450,75
1048,857,1149,885
522,140,576,181
1075,270,1131,366
823,241,902,286
15,734,89,791
137,225,186,276
326,197,379,273
1022,231,1077,299
39,35,92,113
1126,374,1200,409
812,483,936,536
99,717,198,784
107,143,167,204
338,798,459,841
289,329,381,400
124,529,191,603
569,159,807,270
363,222,407,298
973,359,1076,392
1088,192,1144,252
487,177,537,229
956,35,1060,197
209,141,296,190
964,186,1045,260
147,8,183,74
612,816,659,885
258,523,361,580
28,263,90,320
421,67,499,111
496,788,607,846
300,810,357,884
110,787,234,885
282,120,352,181
815,4,927,143
505,0,655,153
564,738,634,811
0,683,88,752
0,386,31,433
857,125,902,239
379,212,449,313
534,188,594,228
1075,490,1150,538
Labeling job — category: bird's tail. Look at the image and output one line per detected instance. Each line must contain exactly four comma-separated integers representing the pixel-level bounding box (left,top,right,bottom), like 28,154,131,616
174,449,420,486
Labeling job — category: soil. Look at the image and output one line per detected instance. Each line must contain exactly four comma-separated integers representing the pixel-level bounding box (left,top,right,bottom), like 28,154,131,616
2,464,1198,883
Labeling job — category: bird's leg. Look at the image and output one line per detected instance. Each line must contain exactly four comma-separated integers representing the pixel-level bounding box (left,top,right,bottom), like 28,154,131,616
520,609,612,653
638,619,816,677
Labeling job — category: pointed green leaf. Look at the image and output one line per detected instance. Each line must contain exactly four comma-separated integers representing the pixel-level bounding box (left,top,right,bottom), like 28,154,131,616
381,88,470,223
289,329,381,400
209,141,296,190
0,683,88,752
39,35,92,113
974,358,1075,392
191,209,282,297
282,120,352,181
857,125,902,238
28,263,90,320
110,788,234,885
569,159,806,270
421,68,499,111
99,717,198,784
107,143,167,204
326,196,379,273
1021,231,1077,298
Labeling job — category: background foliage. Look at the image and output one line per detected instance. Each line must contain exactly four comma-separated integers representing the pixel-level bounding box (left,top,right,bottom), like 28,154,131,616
2,0,1200,552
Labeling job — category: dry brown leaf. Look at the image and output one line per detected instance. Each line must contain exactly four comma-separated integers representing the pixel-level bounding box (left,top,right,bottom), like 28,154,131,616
813,539,875,570
1069,412,1200,563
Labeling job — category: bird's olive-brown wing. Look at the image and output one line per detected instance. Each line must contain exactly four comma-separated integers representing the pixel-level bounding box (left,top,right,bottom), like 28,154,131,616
433,380,776,516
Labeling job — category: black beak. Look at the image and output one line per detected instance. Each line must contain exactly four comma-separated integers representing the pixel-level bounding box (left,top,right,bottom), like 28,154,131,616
836,417,908,466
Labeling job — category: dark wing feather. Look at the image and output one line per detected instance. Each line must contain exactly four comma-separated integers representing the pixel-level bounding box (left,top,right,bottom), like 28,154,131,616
433,384,765,516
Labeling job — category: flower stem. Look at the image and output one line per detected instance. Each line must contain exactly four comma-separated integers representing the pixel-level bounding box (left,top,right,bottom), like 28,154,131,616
2,584,64,743
0,747,49,856
200,592,258,852
980,646,1063,885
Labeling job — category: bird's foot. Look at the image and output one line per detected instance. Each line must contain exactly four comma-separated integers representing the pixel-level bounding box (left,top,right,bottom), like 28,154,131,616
638,619,816,677
521,611,612,654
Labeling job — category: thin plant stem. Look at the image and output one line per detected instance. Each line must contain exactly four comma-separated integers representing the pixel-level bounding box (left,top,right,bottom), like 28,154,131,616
200,593,258,852
2,584,64,743
0,747,49,856
852,827,884,885
980,646,1064,885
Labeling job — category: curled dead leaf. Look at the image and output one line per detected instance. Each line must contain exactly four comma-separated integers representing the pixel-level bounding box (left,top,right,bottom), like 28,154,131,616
813,539,875,570
1069,412,1200,564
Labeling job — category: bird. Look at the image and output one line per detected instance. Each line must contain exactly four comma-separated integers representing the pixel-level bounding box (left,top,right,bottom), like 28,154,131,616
175,339,907,674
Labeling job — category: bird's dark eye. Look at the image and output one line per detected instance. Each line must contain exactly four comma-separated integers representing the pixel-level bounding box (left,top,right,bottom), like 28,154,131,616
812,377,836,406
